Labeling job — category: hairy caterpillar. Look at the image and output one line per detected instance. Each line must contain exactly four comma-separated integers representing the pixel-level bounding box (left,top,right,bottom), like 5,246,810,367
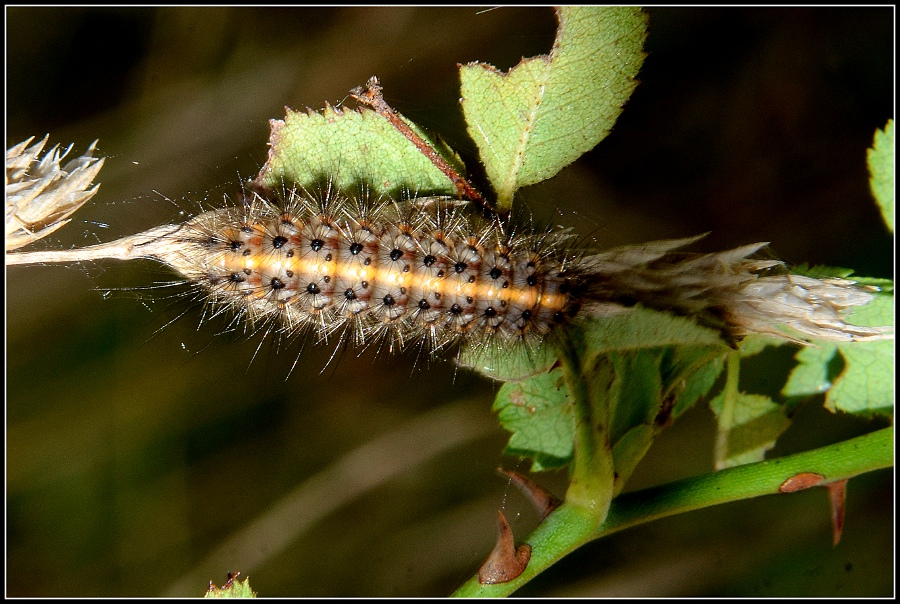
145,185,587,359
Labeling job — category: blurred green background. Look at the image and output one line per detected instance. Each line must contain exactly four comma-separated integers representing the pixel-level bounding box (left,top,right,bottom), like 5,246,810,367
6,7,893,597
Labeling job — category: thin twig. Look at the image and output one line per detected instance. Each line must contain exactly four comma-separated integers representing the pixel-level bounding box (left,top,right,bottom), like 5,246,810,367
349,76,492,213
5,224,182,266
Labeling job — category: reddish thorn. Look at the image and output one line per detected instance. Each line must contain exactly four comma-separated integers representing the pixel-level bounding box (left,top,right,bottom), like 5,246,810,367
478,510,532,585
497,468,562,520
779,472,825,493
826,479,848,546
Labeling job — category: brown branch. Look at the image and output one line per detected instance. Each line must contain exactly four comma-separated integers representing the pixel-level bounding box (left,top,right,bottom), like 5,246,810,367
349,76,492,213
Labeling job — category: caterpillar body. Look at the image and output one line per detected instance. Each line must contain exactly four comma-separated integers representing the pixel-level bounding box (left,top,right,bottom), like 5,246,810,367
152,187,587,356
133,185,889,361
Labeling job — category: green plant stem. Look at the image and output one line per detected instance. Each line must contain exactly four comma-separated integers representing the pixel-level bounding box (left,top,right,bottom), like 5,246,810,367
557,336,615,522
452,425,893,597
714,351,741,468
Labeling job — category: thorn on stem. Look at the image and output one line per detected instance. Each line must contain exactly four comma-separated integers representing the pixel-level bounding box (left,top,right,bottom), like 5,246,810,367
778,472,825,493
478,510,532,585
778,473,848,546
826,479,848,546
497,467,562,519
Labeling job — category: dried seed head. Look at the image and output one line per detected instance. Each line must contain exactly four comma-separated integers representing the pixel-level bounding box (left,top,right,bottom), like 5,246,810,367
5,135,105,251
583,237,893,344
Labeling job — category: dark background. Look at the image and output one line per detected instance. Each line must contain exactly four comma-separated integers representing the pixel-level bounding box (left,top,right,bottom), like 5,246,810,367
6,7,893,597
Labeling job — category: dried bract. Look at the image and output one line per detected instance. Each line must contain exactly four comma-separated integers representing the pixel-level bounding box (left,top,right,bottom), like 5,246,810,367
6,135,105,251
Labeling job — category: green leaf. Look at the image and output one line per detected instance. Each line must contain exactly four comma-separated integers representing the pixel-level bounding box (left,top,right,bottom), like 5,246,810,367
791,264,894,293
851,276,894,293
581,306,727,355
783,293,894,416
868,119,894,233
255,104,462,198
665,346,727,419
607,350,662,446
711,354,791,469
825,294,894,415
562,307,725,477
710,391,791,469
790,264,893,292
606,346,726,491
789,263,856,280
462,306,725,382
492,367,574,471
736,333,788,358
782,345,836,398
825,339,894,415
605,351,662,494
459,6,647,211
490,310,728,476
457,338,558,382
